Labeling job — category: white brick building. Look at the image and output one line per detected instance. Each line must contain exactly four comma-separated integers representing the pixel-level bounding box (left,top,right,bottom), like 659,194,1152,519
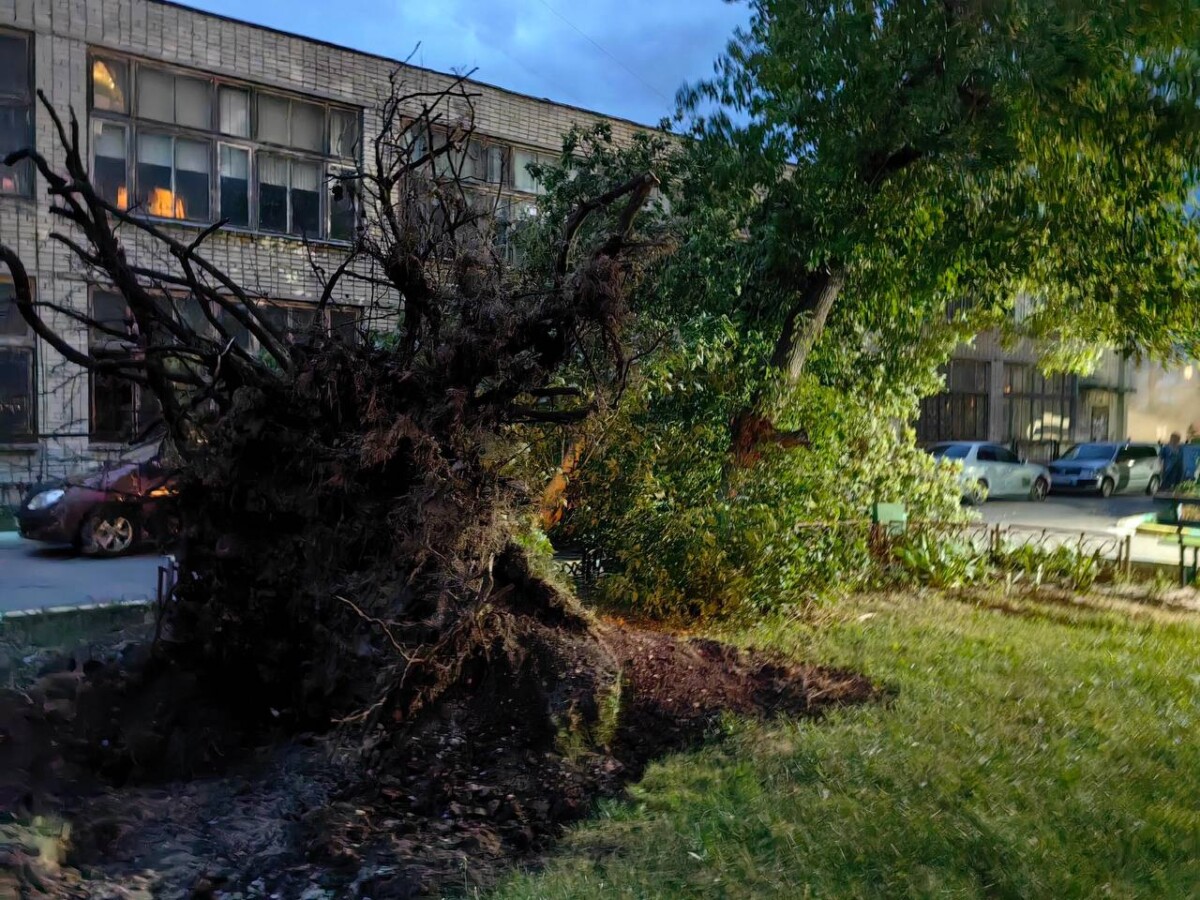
0,0,644,504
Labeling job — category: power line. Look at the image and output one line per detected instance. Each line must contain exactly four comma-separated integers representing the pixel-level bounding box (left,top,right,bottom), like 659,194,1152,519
531,0,673,105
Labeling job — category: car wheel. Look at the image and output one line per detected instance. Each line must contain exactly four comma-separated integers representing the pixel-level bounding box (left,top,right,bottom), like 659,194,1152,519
1147,475,1161,496
1030,477,1049,502
966,480,989,506
1100,478,1116,499
79,507,138,557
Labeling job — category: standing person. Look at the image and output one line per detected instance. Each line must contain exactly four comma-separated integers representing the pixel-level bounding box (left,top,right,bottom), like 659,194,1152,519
1160,432,1184,492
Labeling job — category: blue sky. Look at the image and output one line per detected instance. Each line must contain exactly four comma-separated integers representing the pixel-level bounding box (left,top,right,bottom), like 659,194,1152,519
182,0,751,126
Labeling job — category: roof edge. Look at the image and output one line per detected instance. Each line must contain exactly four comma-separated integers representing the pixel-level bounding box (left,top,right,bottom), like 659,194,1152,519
151,0,671,135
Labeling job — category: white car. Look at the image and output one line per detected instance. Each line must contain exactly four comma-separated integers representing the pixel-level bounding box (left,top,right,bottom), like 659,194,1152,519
929,441,1051,504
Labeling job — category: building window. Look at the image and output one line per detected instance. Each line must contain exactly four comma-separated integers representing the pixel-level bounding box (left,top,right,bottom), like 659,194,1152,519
1002,364,1075,442
917,360,990,443
135,132,212,221
410,129,510,187
219,144,250,227
88,289,161,443
93,121,128,208
512,148,555,194
91,57,129,113
89,53,361,241
260,301,360,343
0,281,36,441
327,167,359,241
0,29,33,196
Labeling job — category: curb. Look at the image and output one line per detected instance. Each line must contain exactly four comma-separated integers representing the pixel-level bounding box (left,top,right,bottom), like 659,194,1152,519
0,597,151,622
1115,512,1157,531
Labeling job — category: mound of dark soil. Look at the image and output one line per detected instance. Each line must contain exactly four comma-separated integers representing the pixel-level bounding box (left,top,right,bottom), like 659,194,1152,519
0,626,874,898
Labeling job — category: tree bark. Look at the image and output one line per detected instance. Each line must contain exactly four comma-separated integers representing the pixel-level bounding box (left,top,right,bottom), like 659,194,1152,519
539,436,585,530
727,267,845,470
769,267,846,383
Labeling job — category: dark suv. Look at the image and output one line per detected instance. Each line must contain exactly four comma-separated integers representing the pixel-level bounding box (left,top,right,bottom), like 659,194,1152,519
1047,442,1161,497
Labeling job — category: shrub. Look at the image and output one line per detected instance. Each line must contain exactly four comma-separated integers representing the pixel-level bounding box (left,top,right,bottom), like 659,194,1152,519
556,326,965,618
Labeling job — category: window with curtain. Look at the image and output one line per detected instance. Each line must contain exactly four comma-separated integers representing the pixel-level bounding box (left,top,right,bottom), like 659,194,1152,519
0,29,33,196
175,138,211,221
257,153,289,232
134,130,211,223
513,148,554,194
327,166,358,241
219,144,250,226
136,132,175,214
94,121,128,208
219,87,250,138
290,160,320,235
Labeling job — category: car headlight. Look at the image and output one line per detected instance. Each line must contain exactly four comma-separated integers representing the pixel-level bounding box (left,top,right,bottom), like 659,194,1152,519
26,488,65,511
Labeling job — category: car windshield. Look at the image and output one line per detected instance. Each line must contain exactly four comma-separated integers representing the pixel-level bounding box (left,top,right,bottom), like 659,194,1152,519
119,439,163,465
931,444,971,460
1058,444,1115,462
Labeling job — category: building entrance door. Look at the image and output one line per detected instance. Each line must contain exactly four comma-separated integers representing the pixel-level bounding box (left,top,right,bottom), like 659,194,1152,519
1090,406,1110,441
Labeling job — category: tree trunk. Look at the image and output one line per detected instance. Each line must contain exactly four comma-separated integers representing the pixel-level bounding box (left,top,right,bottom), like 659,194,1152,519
728,267,845,469
539,436,585,530
769,268,846,383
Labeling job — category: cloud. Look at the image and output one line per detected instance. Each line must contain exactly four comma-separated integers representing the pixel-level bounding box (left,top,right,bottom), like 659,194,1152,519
184,0,749,124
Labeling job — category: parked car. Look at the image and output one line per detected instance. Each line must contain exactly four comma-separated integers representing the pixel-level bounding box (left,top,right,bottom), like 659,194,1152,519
929,441,1051,504
16,438,179,556
1047,442,1161,497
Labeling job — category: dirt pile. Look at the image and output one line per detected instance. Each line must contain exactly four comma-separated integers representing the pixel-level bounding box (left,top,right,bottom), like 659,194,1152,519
0,625,873,898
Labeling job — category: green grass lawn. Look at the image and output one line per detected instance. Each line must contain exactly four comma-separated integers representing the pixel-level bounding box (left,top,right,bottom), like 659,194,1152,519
491,589,1200,898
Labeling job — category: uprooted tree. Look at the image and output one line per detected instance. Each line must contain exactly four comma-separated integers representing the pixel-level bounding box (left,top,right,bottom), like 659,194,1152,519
0,73,664,737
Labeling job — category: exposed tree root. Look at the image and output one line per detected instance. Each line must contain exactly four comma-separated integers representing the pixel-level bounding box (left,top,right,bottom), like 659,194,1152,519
0,619,874,898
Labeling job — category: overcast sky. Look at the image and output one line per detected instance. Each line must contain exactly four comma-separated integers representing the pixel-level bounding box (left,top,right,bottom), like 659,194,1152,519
183,0,750,126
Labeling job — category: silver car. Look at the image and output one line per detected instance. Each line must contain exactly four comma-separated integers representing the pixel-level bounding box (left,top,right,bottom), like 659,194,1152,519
1047,442,1161,497
930,441,1051,504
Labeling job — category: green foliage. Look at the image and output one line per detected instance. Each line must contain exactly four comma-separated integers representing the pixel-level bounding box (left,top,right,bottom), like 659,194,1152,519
491,591,1200,899
686,0,1200,365
998,543,1103,592
558,326,964,618
892,532,1107,593
893,532,989,589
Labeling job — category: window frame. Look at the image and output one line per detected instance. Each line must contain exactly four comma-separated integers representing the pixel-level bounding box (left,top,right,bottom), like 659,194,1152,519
134,129,214,223
0,277,38,443
916,360,991,443
217,140,253,229
244,299,363,353
0,27,34,198
511,146,556,195
88,50,362,243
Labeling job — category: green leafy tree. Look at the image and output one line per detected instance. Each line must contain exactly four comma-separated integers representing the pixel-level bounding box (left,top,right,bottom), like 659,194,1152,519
683,0,1200,453
527,2,1200,616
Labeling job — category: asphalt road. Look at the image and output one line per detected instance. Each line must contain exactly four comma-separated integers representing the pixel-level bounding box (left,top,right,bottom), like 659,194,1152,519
0,493,1168,614
0,531,165,613
977,493,1157,531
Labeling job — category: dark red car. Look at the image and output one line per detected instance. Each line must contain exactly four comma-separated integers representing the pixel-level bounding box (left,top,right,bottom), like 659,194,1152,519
16,439,179,556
